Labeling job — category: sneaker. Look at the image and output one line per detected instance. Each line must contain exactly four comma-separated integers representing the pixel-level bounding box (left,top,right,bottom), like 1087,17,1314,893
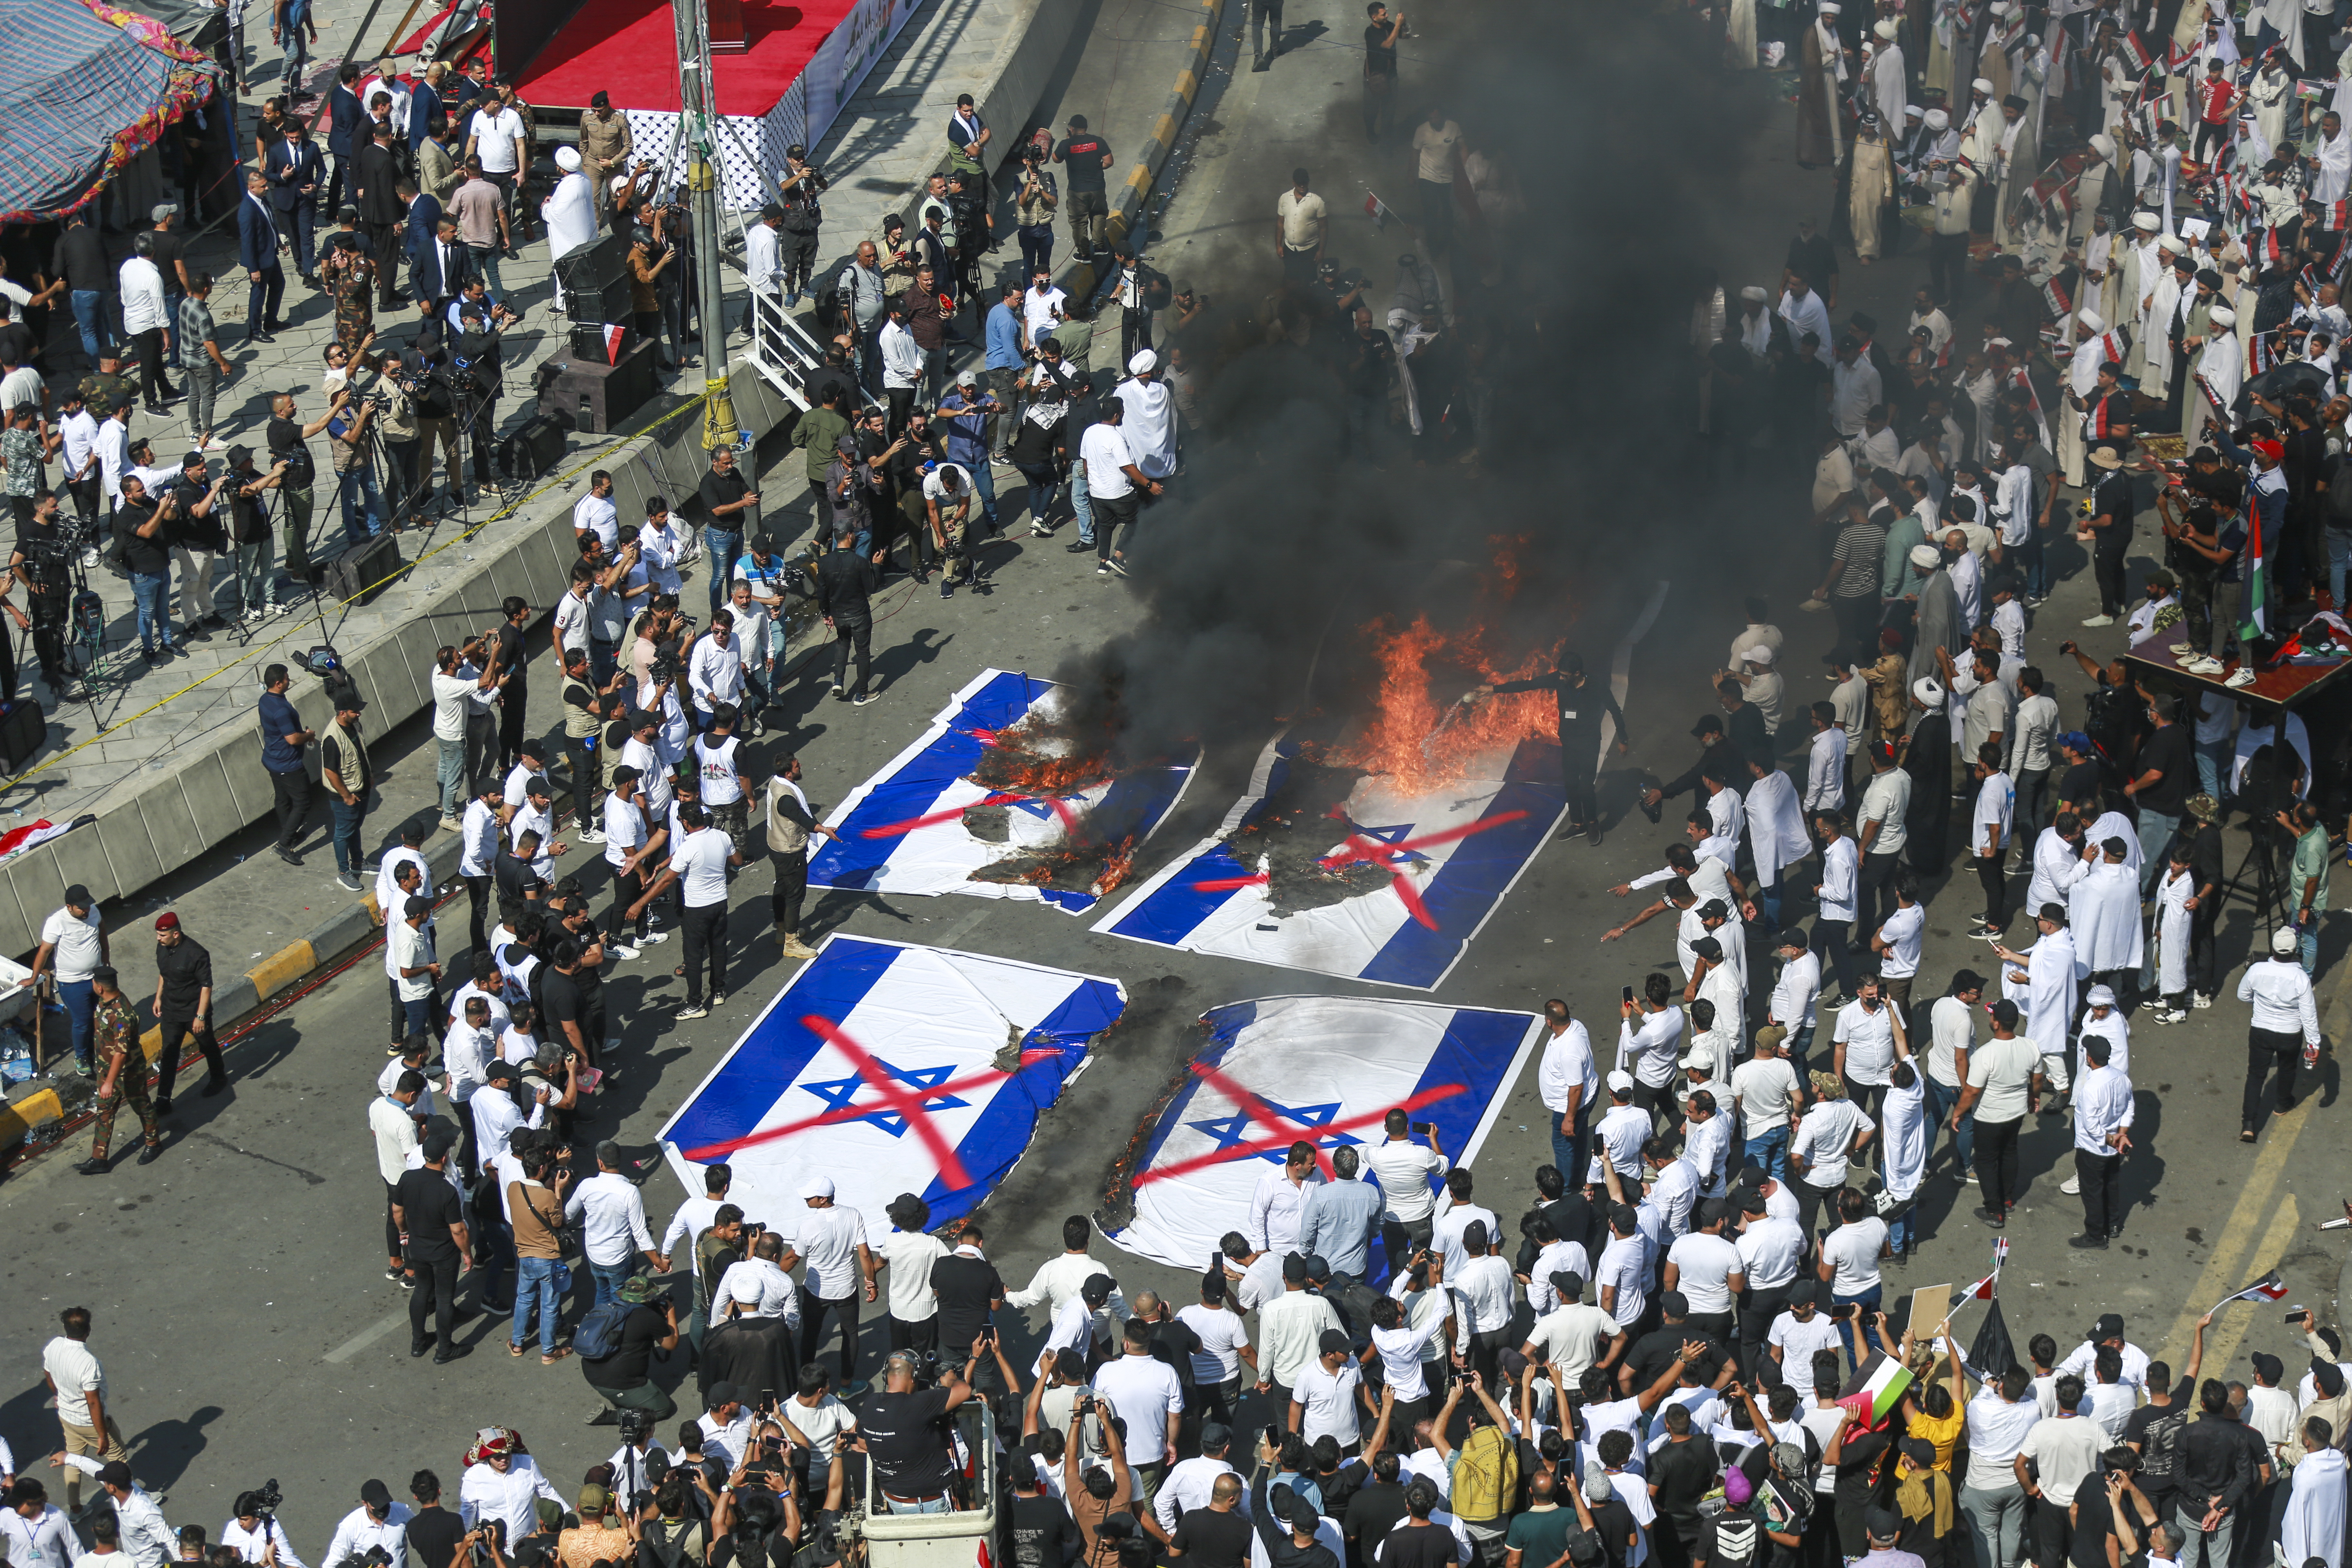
610,942,640,960
2183,656,2225,675
710,991,728,1007
2168,641,2195,656
2060,1174,2082,1194
2225,668,2257,688
641,929,671,945
1961,1171,1978,1184
677,1003,710,1020
335,873,362,892
1067,540,1095,552
2080,614,2116,627
274,845,303,868
578,828,606,843
2193,991,2213,1009
1030,523,1054,538
1106,557,1129,578
1096,563,1111,576
830,680,845,697
2156,1008,2188,1024
241,607,267,624
853,692,878,706
385,1265,404,1282
940,580,953,598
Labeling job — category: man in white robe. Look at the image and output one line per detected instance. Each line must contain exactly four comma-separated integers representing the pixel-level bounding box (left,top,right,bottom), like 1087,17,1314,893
1995,909,2080,1096
1780,278,1835,365
2076,984,2131,1075
2314,112,2352,206
2152,852,2197,1017
2250,54,2294,148
2282,1438,2348,1568
2138,246,2188,391
2069,838,2145,987
2187,302,2242,446
541,146,597,312
1871,21,1908,132
1741,756,1813,925
2060,307,2114,486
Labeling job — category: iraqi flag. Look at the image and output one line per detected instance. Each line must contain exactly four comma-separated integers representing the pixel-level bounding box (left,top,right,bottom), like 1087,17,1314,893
2213,1268,2292,1310
0,818,82,862
1838,1353,1916,1432
657,935,1126,1234
1365,189,1395,231
2120,30,2153,70
808,669,1196,915
1101,994,1541,1270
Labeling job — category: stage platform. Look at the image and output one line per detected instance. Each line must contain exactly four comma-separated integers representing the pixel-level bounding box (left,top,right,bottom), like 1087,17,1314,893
510,0,920,207
2123,641,2352,710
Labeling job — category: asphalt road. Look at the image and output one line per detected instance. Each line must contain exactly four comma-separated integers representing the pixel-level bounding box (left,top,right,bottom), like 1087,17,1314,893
5,2,2352,1555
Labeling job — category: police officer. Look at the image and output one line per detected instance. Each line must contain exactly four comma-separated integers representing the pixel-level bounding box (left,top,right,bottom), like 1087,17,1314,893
76,966,162,1173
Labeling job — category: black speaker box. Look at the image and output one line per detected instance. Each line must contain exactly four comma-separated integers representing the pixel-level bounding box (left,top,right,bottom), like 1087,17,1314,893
571,321,632,361
0,698,46,772
325,532,406,607
554,231,629,292
539,334,659,434
501,410,570,483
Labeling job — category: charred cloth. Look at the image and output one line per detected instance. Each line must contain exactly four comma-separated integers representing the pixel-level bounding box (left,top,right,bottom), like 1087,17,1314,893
1217,749,1394,915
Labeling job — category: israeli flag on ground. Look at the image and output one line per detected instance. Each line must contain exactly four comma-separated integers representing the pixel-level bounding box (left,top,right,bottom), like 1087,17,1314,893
1091,737,1565,990
808,668,1196,914
657,936,1126,1236
1103,995,1541,1269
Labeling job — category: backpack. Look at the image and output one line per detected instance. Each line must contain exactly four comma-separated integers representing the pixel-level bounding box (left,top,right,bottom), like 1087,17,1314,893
572,1299,628,1360
1449,1423,1520,1523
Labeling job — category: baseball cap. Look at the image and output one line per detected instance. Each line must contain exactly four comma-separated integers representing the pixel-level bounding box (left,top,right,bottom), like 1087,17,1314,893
1318,1329,1350,1355
63,884,93,906
359,1479,392,1507
1606,1069,1635,1093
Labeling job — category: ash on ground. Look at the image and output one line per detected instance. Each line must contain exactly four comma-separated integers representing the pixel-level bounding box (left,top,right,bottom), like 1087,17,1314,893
968,836,1139,897
1220,753,1393,916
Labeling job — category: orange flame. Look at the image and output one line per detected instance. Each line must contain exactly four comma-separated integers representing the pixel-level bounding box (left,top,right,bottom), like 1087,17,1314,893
1340,539,1565,794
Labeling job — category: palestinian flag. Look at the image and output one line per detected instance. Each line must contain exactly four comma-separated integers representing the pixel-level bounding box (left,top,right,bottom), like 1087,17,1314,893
2301,78,2332,103
2240,493,2269,642
2121,30,2153,70
2214,1268,2291,1309
1837,1352,1915,1432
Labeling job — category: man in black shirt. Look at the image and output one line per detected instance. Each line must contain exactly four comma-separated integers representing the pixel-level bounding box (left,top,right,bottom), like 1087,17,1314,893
815,527,881,704
2174,798,2226,1008
392,1129,472,1362
404,1472,467,1568
582,1273,682,1421
931,1226,1008,1399
2082,444,2138,621
2125,696,2194,895
698,448,757,613
1619,1296,1732,1394
1052,116,1113,260
1171,1474,1252,1568
492,595,530,771
1470,648,1630,845
50,212,115,367
150,911,225,1114
540,938,590,1065
1361,6,1403,142
1341,1452,1410,1568
1648,1403,1719,1563
2172,1379,2262,1565
866,1344,980,1508
266,388,340,581
114,476,178,661
1009,1459,1083,1568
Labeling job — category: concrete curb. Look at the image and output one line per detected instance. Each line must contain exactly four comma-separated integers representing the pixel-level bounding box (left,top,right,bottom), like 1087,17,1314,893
1063,0,1229,298
0,833,474,1157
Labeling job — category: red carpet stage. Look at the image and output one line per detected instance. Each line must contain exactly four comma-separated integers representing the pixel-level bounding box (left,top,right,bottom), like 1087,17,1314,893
515,0,849,115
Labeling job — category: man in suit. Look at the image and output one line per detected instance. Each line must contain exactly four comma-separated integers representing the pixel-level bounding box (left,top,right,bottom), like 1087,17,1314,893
354,125,408,312
324,63,365,214
410,212,472,312
264,117,325,285
410,64,447,158
238,172,286,343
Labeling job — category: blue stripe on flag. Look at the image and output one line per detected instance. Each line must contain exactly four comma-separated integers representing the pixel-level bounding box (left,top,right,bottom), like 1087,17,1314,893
808,670,1049,889
1102,747,1297,944
918,976,1129,1220
659,939,902,1152
1361,739,1565,987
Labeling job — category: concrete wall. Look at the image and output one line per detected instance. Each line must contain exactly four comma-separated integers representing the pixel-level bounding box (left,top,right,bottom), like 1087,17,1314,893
0,359,806,961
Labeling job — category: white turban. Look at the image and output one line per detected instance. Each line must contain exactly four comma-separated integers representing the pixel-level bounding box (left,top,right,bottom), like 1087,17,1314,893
2090,133,2116,160
1973,77,1995,93
2209,303,2238,326
1912,677,1947,706
2131,212,2160,232
1924,109,1949,128
1740,285,1768,302
1874,18,1899,38
554,146,582,172
1128,348,1158,374
2078,308,2106,332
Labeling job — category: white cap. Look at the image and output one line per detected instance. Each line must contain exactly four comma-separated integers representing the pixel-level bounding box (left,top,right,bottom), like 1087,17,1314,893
1740,285,1768,302
1972,77,1994,94
2078,308,2106,332
554,145,582,172
1912,676,1946,706
1679,1049,1715,1072
1745,645,1775,666
1819,2,1841,12
2210,303,2238,326
610,174,631,192
2274,927,2301,954
2131,212,2160,232
1924,109,1949,128
1128,348,1158,374
2086,984,2117,1007
800,1176,836,1199
1607,1069,1636,1094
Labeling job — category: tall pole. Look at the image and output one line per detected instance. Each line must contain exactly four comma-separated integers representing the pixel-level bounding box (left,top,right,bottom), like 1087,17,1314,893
673,0,740,452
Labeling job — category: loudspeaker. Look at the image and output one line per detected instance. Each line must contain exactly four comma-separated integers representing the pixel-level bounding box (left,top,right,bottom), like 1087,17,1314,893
501,411,571,483
0,698,46,773
539,334,659,434
557,233,634,324
324,532,406,607
572,321,630,361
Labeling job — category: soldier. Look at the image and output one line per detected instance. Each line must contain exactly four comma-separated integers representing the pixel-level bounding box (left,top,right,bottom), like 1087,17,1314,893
318,210,377,353
76,966,162,1173
77,359,136,432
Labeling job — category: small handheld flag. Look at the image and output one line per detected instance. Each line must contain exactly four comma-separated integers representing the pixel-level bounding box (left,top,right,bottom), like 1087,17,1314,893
1838,1353,1916,1432
2209,1269,2290,1314
603,323,625,365
1364,189,1394,232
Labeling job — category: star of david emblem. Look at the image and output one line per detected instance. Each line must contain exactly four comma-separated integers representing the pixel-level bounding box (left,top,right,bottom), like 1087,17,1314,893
800,1060,969,1136
1185,1098,1365,1163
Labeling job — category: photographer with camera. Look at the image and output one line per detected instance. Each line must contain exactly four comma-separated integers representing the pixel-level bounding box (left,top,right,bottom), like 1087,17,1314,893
219,1486,306,1568
581,1276,683,1425
778,146,825,307
265,388,342,584
320,340,384,548
626,202,681,376
1015,149,1058,283
866,1341,984,1514
321,1480,410,1568
450,293,514,501
114,474,178,661
8,490,70,698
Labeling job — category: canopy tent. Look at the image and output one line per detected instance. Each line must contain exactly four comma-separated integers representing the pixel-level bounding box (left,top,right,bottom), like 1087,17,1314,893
0,0,220,223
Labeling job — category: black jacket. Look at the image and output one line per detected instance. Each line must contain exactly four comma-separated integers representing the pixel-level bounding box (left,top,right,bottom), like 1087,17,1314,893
2175,1409,2264,1516
355,142,406,226
815,549,880,622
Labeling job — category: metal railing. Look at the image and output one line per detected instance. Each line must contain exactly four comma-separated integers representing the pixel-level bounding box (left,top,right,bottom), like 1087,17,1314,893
742,283,833,412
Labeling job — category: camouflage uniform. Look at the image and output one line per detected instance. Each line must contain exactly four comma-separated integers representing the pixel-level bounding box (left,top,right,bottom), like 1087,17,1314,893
77,370,136,418
322,245,376,354
88,992,158,1163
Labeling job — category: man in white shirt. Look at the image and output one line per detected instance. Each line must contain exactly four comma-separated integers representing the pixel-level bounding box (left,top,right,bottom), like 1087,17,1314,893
1661,1200,1746,1339
1869,878,1927,1018
118,239,172,413
321,1481,411,1568
1536,999,1597,1188
669,805,739,1020
1731,1024,1802,1182
1788,1073,1873,1234
1,1479,76,1568
1080,400,1159,576
1520,1271,1624,1385
1248,1142,1323,1254
1591,1074,1651,1183
873,1194,949,1354
713,1230,802,1326
1365,1112,1449,1270
1095,1316,1187,1481
1256,1258,1343,1403
2068,1033,2135,1248
564,1139,669,1304
1831,977,1900,1140
2239,927,2322,1136
1428,1168,1499,1279
1734,1189,1808,1376
1766,1294,1846,1402
793,1174,878,1381
1006,1214,1134,1334
1618,973,1686,1124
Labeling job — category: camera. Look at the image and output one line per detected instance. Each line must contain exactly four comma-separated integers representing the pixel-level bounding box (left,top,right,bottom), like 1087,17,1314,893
649,652,682,687
245,1480,284,1519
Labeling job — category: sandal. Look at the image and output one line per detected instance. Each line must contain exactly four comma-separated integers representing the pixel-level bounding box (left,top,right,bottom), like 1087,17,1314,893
2241,1129,2258,1143
542,1348,571,1365
510,1343,527,1357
